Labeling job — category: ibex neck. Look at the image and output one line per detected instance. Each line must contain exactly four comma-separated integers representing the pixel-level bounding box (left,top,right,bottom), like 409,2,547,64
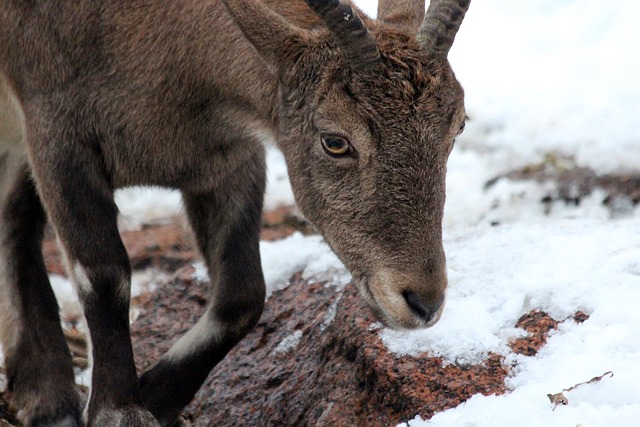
118,0,280,123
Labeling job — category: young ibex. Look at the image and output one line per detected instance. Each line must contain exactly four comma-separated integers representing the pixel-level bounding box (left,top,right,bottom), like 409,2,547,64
0,0,470,425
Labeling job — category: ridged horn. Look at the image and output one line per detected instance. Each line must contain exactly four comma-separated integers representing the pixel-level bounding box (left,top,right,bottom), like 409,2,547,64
305,0,380,71
418,0,471,57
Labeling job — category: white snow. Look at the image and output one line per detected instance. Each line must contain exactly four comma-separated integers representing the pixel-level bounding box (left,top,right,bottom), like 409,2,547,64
191,232,349,299
1,1,639,426
115,187,183,230
264,146,296,211
384,218,640,387
260,233,350,297
49,274,84,327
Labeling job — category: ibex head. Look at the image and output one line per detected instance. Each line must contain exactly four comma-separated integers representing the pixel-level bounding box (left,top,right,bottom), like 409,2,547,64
224,0,469,330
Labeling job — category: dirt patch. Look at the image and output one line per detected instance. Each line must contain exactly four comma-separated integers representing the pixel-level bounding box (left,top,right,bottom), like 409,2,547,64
509,310,591,357
487,154,640,215
509,311,560,356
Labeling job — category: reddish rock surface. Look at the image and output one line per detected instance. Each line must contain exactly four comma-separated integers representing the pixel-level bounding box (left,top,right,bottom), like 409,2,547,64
42,219,198,276
509,310,560,357
509,310,590,357
131,267,508,427
261,205,316,241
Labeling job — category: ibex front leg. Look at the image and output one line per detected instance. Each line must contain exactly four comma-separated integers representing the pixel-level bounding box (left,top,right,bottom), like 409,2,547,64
139,150,267,425
0,155,81,427
26,127,159,426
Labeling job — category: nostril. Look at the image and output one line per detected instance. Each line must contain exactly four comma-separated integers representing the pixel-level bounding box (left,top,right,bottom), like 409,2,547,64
402,290,441,323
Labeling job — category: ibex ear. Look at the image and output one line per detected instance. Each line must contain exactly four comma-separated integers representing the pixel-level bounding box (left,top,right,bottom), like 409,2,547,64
377,0,426,34
221,0,309,68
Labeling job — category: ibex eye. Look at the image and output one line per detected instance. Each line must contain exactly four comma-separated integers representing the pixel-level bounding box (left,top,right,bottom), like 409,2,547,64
458,120,466,135
321,134,353,157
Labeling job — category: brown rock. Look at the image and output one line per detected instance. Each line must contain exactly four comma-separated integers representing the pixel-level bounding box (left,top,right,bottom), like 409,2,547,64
131,269,508,427
43,219,198,276
509,310,591,358
486,157,640,215
509,310,559,357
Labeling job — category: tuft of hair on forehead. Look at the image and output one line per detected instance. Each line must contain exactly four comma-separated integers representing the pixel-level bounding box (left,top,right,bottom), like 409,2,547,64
332,26,457,118
329,26,465,148
361,27,453,105
297,24,463,136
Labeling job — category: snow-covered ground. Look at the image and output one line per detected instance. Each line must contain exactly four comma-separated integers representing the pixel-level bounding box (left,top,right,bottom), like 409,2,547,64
2,1,638,426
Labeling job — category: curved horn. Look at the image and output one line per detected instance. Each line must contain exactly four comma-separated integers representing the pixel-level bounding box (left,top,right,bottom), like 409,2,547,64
418,0,471,57
305,0,380,71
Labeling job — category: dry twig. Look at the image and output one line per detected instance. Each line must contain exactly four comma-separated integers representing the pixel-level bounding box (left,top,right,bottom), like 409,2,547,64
547,371,614,410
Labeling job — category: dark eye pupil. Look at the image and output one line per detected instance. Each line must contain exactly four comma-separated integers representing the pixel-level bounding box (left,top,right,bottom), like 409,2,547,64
321,135,351,156
326,138,345,150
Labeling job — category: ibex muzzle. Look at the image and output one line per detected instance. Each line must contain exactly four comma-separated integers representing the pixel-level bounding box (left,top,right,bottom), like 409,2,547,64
0,0,469,425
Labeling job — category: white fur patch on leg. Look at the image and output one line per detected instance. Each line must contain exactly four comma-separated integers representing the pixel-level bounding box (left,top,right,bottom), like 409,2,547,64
81,327,94,425
66,262,130,304
71,263,93,297
165,308,224,363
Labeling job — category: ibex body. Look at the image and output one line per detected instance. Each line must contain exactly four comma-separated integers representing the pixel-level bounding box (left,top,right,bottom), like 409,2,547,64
0,0,469,425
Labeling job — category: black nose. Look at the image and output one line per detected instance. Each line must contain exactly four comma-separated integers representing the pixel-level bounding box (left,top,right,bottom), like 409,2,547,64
402,290,443,323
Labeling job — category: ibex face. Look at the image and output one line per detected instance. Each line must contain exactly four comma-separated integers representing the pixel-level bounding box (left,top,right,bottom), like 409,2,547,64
225,0,469,330
281,44,466,330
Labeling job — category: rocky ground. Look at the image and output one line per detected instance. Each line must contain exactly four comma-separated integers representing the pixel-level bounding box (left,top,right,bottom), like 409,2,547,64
486,154,640,217
1,166,638,426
